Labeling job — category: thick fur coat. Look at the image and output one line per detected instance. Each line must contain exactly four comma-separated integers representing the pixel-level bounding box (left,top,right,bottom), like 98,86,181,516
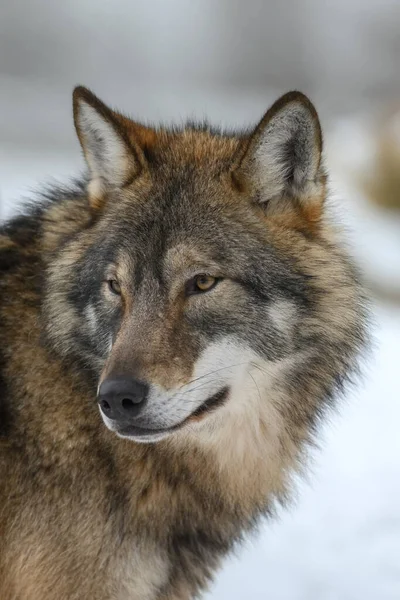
0,88,368,599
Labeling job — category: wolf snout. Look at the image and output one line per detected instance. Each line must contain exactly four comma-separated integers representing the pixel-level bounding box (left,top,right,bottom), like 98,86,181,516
97,377,149,423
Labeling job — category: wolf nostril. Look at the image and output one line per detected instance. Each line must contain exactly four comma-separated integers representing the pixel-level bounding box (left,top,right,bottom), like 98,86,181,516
97,377,149,422
122,397,137,413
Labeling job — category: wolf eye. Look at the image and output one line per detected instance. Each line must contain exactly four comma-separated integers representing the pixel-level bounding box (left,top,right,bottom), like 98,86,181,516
107,279,121,295
186,274,219,296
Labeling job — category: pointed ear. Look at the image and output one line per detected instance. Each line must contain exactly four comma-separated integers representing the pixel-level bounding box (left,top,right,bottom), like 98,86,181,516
73,86,146,210
232,91,325,214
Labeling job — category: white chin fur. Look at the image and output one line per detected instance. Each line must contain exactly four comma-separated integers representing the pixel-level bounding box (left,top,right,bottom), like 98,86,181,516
115,430,172,444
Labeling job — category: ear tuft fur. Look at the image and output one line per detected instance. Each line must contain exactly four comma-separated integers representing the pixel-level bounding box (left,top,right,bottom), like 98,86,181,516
233,92,325,207
73,86,145,209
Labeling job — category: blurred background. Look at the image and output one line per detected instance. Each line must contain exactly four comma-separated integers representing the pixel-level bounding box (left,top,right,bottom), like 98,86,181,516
1,1,399,598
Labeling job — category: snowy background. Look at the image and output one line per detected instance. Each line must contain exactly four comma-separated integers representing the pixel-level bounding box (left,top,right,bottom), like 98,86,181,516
1,1,400,598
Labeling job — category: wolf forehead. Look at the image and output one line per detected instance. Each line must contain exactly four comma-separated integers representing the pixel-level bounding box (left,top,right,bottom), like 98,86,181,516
78,156,276,279
97,132,265,246
123,124,242,170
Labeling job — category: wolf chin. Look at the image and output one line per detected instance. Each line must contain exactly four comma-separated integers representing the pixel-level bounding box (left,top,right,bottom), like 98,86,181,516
0,87,368,599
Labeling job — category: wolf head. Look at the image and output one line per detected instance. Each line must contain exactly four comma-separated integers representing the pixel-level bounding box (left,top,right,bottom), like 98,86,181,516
42,87,366,445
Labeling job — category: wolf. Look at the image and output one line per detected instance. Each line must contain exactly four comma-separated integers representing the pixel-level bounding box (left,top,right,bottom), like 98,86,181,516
0,87,368,599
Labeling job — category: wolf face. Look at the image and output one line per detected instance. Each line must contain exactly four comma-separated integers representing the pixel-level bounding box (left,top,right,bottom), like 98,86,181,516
42,88,366,445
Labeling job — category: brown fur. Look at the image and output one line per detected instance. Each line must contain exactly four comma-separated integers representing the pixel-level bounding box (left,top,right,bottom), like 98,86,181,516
0,88,368,599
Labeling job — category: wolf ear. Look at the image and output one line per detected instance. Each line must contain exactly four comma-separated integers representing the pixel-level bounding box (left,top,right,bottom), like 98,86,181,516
73,86,146,210
232,91,325,214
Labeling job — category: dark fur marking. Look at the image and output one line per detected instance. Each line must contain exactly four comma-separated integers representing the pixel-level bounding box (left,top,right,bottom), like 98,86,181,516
0,247,20,273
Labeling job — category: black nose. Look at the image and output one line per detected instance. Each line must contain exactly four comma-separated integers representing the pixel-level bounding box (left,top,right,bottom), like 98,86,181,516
97,377,149,422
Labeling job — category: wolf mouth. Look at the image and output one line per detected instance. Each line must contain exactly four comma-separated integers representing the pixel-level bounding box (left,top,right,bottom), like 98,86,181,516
117,387,229,439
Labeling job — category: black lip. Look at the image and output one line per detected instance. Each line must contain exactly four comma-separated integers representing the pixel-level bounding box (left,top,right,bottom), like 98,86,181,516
190,386,229,419
117,387,229,438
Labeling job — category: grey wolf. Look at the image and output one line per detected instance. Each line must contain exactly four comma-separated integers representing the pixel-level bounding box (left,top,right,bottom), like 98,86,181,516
0,87,368,599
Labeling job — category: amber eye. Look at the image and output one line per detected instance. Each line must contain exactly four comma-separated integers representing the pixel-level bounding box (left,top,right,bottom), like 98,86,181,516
107,279,121,295
186,274,219,296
